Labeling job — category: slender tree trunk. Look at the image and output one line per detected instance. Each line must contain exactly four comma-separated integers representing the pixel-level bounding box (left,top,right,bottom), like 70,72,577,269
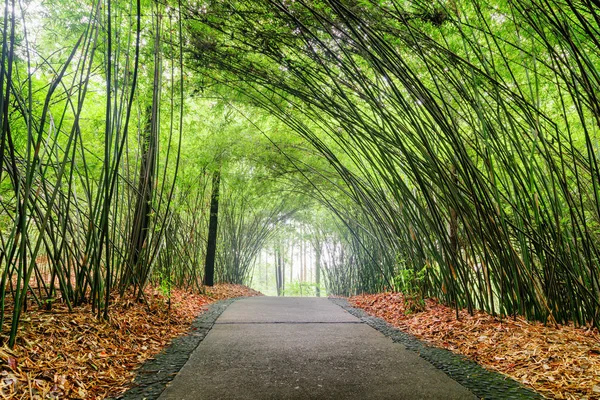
275,245,282,296
315,243,321,297
301,237,306,282
449,166,458,258
448,165,465,316
309,247,313,283
281,243,285,296
204,168,221,286
289,241,293,283
123,14,161,298
261,250,266,290
125,100,157,297
449,208,458,257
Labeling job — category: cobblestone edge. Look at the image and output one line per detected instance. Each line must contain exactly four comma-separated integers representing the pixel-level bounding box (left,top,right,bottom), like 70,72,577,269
114,298,238,400
329,297,543,400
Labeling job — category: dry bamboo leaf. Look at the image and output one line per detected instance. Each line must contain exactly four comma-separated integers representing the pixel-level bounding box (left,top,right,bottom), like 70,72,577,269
0,284,262,399
350,292,600,400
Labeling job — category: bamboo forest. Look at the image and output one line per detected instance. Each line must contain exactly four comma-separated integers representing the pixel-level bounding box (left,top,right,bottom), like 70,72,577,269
1,0,600,398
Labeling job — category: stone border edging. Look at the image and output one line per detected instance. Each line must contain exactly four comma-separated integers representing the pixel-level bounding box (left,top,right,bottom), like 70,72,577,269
115,298,238,400
329,297,543,400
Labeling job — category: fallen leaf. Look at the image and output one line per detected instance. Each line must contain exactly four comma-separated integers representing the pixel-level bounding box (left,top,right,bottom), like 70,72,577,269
0,283,262,399
6,357,17,370
350,292,600,399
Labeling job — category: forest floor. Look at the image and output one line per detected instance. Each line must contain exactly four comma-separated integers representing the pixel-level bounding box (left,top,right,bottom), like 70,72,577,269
349,292,600,400
0,284,262,399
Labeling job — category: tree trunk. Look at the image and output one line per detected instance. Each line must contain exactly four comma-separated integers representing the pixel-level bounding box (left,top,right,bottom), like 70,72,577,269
125,99,157,297
204,168,221,286
315,243,321,297
275,245,282,296
301,238,306,282
289,241,293,284
281,243,285,296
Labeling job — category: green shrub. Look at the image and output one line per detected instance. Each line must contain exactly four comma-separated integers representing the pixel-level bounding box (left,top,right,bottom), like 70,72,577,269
394,267,426,314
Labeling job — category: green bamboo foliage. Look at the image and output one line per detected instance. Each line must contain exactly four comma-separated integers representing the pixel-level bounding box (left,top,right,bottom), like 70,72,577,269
215,187,287,284
211,156,299,284
188,0,600,326
2,0,600,347
0,0,186,345
153,167,212,291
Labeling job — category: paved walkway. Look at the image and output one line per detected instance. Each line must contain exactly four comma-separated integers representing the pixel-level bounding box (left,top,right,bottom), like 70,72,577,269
158,297,476,400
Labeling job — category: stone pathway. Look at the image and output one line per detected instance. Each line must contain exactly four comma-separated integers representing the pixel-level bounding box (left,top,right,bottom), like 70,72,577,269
158,297,477,399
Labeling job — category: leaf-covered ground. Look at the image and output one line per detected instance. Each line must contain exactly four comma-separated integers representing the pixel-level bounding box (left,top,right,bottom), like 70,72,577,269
349,292,600,400
0,284,261,399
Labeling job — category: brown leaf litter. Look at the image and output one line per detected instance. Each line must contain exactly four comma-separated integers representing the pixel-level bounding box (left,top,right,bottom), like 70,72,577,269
0,284,262,399
350,292,600,400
